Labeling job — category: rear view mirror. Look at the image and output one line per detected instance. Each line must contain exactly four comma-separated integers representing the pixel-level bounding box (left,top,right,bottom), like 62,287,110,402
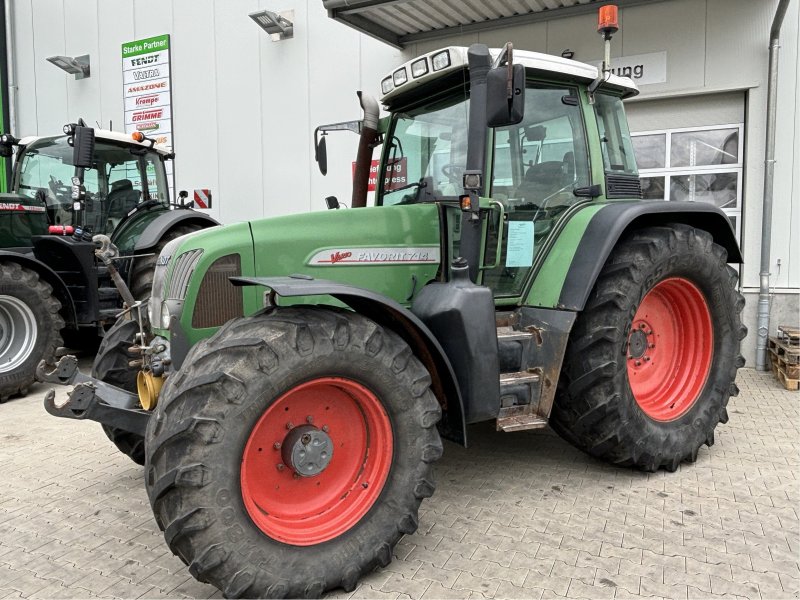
315,131,328,176
486,43,525,128
487,63,525,127
72,125,95,168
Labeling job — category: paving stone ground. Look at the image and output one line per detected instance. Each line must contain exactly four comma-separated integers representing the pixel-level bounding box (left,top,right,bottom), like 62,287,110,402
0,367,797,599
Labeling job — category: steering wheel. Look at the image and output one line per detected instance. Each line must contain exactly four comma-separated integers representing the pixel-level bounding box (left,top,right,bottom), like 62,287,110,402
440,163,464,184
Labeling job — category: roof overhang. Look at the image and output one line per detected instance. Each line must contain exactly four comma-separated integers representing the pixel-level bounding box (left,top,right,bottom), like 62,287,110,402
323,0,668,49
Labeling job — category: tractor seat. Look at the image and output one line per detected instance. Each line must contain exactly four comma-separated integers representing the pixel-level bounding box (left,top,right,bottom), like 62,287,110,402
106,179,140,219
515,161,565,204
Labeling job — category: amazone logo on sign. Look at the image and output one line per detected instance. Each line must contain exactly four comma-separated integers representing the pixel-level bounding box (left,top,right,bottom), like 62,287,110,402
128,81,167,94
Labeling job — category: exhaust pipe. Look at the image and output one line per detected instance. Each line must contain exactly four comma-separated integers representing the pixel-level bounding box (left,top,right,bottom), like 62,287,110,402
351,91,379,208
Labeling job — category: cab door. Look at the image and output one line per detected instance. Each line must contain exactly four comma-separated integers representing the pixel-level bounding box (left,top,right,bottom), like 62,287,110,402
481,82,592,302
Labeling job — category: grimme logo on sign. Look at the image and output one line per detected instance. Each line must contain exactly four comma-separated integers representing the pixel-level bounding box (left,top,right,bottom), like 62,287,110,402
132,109,163,122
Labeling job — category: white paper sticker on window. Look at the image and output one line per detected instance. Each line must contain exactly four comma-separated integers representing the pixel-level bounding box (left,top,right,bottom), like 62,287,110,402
505,221,534,268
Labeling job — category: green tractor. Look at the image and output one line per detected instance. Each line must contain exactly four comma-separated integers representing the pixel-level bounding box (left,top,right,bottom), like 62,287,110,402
41,14,745,598
0,122,217,400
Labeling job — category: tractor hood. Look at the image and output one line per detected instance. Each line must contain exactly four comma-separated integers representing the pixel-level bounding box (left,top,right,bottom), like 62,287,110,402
155,204,443,345
249,204,442,303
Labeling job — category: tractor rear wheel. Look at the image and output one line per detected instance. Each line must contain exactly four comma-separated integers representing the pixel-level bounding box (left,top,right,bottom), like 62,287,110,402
144,307,442,598
130,224,203,300
93,308,146,465
0,262,64,401
551,224,746,472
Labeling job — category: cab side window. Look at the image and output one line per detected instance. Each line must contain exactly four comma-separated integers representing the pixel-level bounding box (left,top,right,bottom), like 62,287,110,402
485,84,590,298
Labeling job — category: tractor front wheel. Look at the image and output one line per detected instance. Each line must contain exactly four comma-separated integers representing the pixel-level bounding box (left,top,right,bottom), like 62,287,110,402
0,262,64,401
144,307,442,597
92,306,147,465
551,224,746,472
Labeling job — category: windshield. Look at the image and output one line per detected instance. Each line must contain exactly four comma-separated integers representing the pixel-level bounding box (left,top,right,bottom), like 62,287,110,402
16,136,170,234
379,94,469,206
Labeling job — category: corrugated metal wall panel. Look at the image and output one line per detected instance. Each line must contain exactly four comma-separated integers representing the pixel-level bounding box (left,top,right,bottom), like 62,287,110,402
626,92,746,132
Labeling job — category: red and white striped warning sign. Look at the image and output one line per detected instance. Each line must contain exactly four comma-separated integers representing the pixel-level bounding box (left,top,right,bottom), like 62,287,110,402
193,189,211,209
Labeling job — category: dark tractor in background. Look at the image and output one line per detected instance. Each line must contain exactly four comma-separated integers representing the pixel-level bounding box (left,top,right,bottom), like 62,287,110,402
0,123,217,401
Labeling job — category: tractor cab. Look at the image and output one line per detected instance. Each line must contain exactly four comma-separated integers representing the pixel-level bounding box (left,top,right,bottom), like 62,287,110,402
11,129,172,236
374,46,639,297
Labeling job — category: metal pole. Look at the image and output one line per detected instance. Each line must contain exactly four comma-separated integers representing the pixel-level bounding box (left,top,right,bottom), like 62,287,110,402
755,0,791,371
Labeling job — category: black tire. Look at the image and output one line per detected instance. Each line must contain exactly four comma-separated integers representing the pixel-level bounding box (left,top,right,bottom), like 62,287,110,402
93,308,146,465
551,224,746,472
0,262,64,401
130,224,203,300
145,307,442,598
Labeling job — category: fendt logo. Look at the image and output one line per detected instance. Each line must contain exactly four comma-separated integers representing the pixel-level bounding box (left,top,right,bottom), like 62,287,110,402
135,94,159,106
132,109,163,122
131,55,159,67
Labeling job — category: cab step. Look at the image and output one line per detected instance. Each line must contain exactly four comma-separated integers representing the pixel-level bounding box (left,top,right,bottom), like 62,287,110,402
497,369,548,432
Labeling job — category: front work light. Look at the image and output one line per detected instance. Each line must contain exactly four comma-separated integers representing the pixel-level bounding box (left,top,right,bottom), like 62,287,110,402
393,68,408,86
411,58,428,78
381,76,394,95
431,50,451,71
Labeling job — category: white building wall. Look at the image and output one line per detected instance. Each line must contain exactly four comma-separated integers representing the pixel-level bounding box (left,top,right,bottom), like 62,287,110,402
9,0,399,225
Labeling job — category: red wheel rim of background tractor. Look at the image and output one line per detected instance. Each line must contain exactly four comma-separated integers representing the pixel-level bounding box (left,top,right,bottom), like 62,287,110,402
240,377,393,546
626,277,713,421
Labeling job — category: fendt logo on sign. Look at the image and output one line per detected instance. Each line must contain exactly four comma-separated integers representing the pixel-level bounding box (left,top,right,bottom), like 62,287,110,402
135,94,160,106
132,109,163,122
131,55,159,67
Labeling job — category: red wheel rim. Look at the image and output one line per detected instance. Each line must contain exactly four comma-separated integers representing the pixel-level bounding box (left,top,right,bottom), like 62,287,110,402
240,378,393,546
626,277,713,421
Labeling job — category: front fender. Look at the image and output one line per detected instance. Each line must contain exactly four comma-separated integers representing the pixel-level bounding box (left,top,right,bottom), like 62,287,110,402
0,250,77,328
232,276,468,446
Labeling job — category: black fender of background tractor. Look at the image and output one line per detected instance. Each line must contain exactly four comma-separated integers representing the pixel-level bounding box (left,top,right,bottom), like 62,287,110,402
558,201,743,312
0,250,77,328
133,211,219,252
231,276,469,446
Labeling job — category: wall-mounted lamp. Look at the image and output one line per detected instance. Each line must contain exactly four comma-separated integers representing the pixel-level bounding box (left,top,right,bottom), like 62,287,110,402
46,54,91,79
249,9,294,41
561,49,575,60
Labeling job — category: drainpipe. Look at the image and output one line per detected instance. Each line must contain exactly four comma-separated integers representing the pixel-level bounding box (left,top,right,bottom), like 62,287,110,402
755,0,791,371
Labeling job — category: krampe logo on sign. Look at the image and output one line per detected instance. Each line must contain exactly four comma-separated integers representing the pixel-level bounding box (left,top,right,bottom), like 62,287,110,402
136,95,159,106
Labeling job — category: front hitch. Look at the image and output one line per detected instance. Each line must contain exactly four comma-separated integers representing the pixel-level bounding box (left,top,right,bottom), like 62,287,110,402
37,356,150,437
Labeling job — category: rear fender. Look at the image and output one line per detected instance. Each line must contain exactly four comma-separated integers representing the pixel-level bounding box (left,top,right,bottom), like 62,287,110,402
132,210,219,252
232,276,468,446
541,201,742,312
0,250,77,327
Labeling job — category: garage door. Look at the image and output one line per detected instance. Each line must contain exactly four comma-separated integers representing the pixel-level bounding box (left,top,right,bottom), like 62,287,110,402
626,92,745,242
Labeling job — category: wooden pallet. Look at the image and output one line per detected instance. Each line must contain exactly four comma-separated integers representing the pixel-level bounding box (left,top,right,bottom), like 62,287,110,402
772,361,800,391
777,324,799,346
769,337,800,365
769,338,800,390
